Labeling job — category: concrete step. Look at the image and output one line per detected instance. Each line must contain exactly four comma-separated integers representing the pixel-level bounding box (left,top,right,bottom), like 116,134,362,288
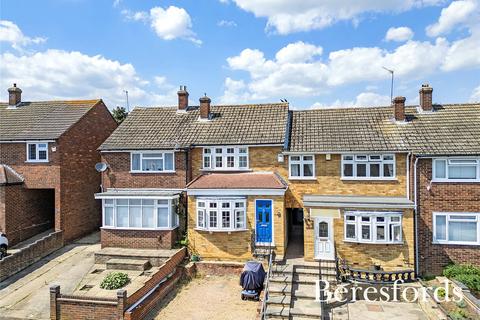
269,283,292,295
291,284,317,299
106,258,151,271
264,305,290,319
266,295,291,306
290,299,322,318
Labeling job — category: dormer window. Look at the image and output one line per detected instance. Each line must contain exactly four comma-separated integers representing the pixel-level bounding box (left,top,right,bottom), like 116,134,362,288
202,147,248,170
26,142,49,162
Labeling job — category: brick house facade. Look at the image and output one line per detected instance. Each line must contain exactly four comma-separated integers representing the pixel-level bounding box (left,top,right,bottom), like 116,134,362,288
0,85,117,245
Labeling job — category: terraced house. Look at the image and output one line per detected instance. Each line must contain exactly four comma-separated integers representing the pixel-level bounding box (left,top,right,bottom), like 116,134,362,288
0,84,117,246
96,84,480,276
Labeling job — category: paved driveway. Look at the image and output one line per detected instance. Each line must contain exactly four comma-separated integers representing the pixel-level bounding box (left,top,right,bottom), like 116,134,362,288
0,233,99,320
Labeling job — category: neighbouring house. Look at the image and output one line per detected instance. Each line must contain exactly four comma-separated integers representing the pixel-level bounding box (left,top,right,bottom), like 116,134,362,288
0,84,118,246
409,85,480,276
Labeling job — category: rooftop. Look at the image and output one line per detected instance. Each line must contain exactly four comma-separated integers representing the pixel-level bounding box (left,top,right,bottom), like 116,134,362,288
187,172,288,190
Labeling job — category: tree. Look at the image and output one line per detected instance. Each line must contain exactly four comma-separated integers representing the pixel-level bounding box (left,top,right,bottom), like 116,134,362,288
112,106,128,124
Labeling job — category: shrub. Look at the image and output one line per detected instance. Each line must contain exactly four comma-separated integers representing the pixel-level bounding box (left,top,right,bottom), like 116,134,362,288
437,287,446,298
443,264,480,278
454,274,480,292
100,272,129,290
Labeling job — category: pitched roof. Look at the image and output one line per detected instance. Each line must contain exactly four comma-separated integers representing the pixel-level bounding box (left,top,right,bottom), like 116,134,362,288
0,100,101,141
99,103,289,150
290,103,480,155
187,172,287,189
0,164,24,185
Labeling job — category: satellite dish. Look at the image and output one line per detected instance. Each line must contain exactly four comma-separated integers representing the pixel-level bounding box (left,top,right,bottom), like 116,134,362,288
95,162,108,172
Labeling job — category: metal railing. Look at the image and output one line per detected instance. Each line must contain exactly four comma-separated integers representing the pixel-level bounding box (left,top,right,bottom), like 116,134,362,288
260,245,275,320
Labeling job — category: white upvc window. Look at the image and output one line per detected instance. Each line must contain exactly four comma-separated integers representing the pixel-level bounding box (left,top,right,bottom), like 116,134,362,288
202,147,249,170
26,142,49,162
344,211,403,244
342,154,395,179
102,198,179,229
289,155,315,179
196,198,247,231
433,158,480,182
130,151,175,173
433,212,480,245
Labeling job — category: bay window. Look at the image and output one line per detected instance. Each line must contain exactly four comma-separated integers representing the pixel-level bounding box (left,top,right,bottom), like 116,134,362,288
131,152,175,172
342,154,395,179
344,211,403,244
433,212,479,245
26,142,49,162
289,155,315,179
203,147,249,170
102,198,178,229
433,158,480,182
196,198,247,231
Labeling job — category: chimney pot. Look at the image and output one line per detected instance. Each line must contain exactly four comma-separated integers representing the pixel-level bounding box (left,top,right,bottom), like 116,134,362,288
8,83,22,107
199,95,211,120
177,85,189,111
419,83,433,111
393,96,406,122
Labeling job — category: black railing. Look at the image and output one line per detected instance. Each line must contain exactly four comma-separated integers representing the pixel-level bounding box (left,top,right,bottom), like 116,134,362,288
260,245,275,320
336,258,416,284
251,230,274,259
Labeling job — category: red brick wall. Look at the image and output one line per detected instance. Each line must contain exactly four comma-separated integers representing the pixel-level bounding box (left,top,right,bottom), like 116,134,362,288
417,158,480,275
1,184,54,245
58,101,118,242
101,150,188,189
101,228,178,249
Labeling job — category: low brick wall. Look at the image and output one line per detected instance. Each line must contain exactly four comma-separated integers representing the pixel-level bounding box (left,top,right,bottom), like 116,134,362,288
50,247,187,320
101,228,178,250
194,261,245,277
0,230,63,282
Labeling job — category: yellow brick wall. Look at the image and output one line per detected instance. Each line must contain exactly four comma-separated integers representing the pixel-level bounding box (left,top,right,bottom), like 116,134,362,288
187,195,286,261
303,209,415,270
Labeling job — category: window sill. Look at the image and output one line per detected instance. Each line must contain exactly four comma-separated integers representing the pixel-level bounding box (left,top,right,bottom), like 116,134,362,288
432,179,480,183
343,239,404,245
101,226,179,231
200,169,252,172
288,177,317,181
432,240,479,246
194,228,248,233
341,177,398,181
129,170,176,174
25,160,49,163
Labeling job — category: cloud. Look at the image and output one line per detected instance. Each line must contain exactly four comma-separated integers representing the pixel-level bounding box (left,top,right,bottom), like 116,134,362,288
218,77,251,104
275,41,323,64
385,26,414,41
0,20,46,51
426,0,478,36
0,49,177,108
122,6,201,45
217,20,237,27
471,85,480,102
226,0,443,34
113,0,121,8
311,92,391,109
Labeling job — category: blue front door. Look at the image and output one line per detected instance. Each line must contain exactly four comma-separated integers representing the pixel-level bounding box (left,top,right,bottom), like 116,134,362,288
256,200,272,243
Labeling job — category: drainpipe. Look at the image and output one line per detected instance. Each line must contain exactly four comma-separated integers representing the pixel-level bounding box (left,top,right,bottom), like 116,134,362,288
413,156,420,277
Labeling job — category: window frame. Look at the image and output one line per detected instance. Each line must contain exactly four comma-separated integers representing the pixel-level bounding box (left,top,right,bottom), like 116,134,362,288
288,155,316,179
432,158,480,182
130,151,175,173
26,142,49,163
343,211,403,244
433,212,480,245
195,198,247,232
341,154,396,180
102,198,179,230
202,147,249,171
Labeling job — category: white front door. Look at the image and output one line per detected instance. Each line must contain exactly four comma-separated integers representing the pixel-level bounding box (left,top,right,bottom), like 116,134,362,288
314,217,335,260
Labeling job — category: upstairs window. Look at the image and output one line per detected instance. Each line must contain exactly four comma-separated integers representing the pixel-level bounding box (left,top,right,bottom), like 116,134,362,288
289,155,315,179
342,154,395,179
202,147,248,170
26,142,48,162
433,158,479,182
131,152,175,172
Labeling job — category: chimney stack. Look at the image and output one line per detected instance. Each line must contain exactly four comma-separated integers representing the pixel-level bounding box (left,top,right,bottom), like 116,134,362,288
393,96,406,122
419,83,433,112
177,85,188,111
8,83,22,107
199,94,211,120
